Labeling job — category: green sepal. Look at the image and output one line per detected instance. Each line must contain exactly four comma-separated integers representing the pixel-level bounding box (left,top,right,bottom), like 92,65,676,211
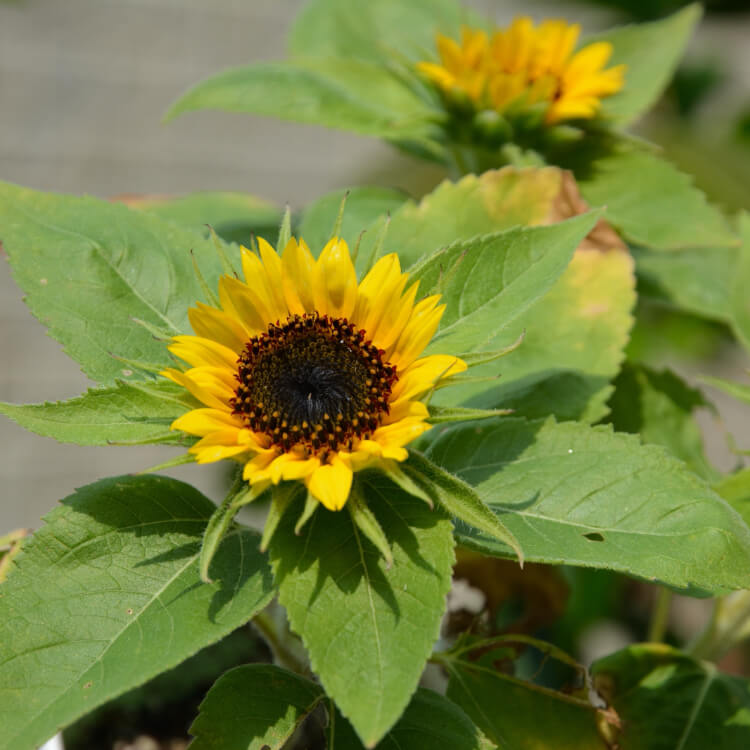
428,405,514,424
406,451,524,566
381,461,434,509
190,249,220,308
209,225,240,277
458,331,525,368
200,481,258,583
261,483,302,553
138,453,196,474
348,482,393,568
276,205,293,253
130,316,175,342
295,491,320,535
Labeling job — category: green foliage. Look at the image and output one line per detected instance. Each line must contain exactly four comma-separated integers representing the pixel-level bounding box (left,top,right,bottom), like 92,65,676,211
0,475,274,750
413,212,600,354
0,181,237,385
359,167,567,272
730,212,750,352
592,644,750,749
634,245,737,323
166,59,443,155
298,186,408,254
443,640,609,749
289,0,474,63
191,664,492,749
578,147,736,251
0,381,191,446
129,191,281,245
592,4,702,126
607,364,718,481
269,477,455,746
443,246,635,423
424,417,750,593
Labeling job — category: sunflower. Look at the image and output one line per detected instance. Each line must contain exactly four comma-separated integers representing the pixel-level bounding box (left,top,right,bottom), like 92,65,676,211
417,18,625,124
163,236,466,512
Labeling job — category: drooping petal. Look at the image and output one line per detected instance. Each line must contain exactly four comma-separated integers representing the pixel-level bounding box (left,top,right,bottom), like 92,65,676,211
307,456,353,511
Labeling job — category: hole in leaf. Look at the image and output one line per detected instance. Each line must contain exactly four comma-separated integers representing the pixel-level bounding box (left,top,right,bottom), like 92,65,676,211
583,532,604,542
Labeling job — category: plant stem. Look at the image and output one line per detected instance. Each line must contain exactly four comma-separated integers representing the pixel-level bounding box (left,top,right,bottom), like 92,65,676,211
689,590,750,662
647,587,672,643
252,602,312,677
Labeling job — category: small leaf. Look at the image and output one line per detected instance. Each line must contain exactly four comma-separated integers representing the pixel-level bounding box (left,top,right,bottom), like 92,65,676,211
200,483,250,584
444,639,610,749
0,380,192,446
593,4,702,126
412,212,601,355
269,476,455,746
406,451,523,566
578,147,735,251
189,665,325,750
458,331,525,368
592,643,750,749
0,475,275,750
348,483,393,568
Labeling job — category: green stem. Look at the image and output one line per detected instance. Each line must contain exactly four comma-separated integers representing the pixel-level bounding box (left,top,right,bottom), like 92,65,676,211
689,591,750,662
252,604,312,678
647,587,672,643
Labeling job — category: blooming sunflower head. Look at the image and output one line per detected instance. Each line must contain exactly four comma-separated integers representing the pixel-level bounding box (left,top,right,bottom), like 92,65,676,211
163,235,465,512
417,17,625,126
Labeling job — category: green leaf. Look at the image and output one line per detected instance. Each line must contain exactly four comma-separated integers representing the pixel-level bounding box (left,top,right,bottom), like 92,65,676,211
578,148,736,251
634,244,737,323
191,664,492,750
406,451,523,565
0,381,191,446
444,642,609,749
126,191,281,246
328,688,495,750
348,485,393,568
730,212,750,352
594,5,702,126
166,59,441,148
0,475,274,750
592,643,750,749
289,0,473,64
442,246,635,423
298,186,408,256
715,469,750,528
269,475,455,747
189,665,325,750
607,364,718,482
412,212,600,355
701,375,750,406
0,181,238,385
424,417,750,593
358,167,572,272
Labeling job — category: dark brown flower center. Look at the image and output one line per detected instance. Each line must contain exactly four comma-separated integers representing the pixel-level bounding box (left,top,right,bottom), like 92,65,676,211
231,313,398,455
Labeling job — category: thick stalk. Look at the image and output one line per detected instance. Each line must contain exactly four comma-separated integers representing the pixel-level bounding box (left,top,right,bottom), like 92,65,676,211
647,588,672,643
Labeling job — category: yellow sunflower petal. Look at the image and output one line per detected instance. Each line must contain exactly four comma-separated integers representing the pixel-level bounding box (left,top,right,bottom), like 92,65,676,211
243,449,279,482
169,335,239,370
256,237,290,320
162,368,229,411
389,296,445,367
281,237,316,315
172,407,242,437
307,456,353,511
391,354,467,401
314,238,358,319
188,303,248,352
219,276,268,333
